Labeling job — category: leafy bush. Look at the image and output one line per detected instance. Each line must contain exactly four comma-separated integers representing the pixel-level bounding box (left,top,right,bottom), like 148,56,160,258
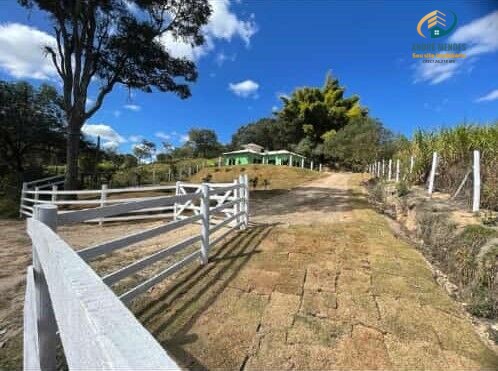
370,181,386,204
396,180,410,197
0,197,19,218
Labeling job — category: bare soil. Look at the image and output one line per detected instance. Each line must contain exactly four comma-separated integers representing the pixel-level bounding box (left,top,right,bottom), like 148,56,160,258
1,172,497,370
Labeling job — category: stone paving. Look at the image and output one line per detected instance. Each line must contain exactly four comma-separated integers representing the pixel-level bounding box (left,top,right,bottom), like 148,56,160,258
131,173,498,370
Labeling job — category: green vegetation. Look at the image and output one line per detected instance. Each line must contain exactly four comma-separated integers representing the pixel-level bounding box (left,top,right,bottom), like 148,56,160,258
18,0,211,190
419,218,498,319
394,123,498,210
230,73,403,170
158,128,224,162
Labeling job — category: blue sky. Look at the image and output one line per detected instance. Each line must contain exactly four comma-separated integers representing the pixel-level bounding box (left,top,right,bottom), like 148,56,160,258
0,0,497,152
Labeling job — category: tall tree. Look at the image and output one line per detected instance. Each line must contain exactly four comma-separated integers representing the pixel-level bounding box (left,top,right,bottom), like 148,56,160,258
133,139,156,164
278,72,368,150
0,80,66,189
187,128,222,158
231,118,279,150
19,0,211,189
322,117,397,171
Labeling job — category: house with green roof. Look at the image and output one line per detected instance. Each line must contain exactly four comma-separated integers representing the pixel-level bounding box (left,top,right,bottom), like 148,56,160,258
222,143,307,167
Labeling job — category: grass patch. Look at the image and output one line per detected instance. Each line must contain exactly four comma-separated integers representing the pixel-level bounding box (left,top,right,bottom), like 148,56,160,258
189,165,323,190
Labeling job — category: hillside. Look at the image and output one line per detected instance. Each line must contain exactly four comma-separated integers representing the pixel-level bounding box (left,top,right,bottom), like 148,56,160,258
189,165,324,190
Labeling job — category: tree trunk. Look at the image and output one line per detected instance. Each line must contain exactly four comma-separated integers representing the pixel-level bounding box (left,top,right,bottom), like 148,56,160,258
64,123,82,190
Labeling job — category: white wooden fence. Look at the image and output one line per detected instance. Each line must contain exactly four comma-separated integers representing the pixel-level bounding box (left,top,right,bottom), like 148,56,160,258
368,150,482,212
20,180,181,223
24,176,249,370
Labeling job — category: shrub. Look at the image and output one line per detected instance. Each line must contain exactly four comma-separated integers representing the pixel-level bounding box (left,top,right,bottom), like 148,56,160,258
370,181,386,204
202,173,213,183
396,180,410,197
416,211,456,265
0,197,19,218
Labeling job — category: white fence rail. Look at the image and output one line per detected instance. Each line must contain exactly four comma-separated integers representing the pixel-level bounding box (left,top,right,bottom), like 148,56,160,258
20,182,180,222
24,176,249,370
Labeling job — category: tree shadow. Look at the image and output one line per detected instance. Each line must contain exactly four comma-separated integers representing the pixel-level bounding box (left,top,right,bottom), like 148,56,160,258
130,223,275,370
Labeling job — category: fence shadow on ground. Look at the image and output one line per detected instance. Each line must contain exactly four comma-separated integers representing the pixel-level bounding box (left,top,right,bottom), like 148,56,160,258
131,223,275,370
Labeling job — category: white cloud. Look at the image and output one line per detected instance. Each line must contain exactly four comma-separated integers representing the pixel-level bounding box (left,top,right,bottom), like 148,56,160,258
102,141,120,150
159,0,257,61
229,79,259,98
82,124,127,149
206,1,257,45
215,51,236,66
180,134,190,143
124,104,141,111
272,105,278,112
155,131,171,140
128,135,143,143
414,11,498,84
451,11,498,57
0,2,257,82
0,23,57,80
475,89,498,102
159,32,213,60
113,110,122,118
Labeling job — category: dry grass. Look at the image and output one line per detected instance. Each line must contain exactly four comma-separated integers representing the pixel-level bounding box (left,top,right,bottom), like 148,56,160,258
189,164,324,190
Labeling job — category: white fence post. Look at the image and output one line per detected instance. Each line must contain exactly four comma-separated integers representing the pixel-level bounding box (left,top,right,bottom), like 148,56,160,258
51,185,57,203
235,177,241,228
99,184,108,226
310,161,314,171
20,182,27,217
410,156,415,174
34,186,40,206
238,175,245,230
382,159,385,178
388,159,392,181
377,161,381,178
200,183,210,265
319,163,322,172
472,150,481,213
244,174,249,227
396,159,400,183
289,155,293,167
301,158,304,168
218,157,222,167
32,204,58,371
174,181,180,221
428,152,438,195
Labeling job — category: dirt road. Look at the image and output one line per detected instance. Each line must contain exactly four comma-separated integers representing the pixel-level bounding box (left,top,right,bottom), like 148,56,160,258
136,172,498,370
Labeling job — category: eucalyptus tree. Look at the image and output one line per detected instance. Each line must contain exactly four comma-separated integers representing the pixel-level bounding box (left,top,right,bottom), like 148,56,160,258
19,0,211,189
